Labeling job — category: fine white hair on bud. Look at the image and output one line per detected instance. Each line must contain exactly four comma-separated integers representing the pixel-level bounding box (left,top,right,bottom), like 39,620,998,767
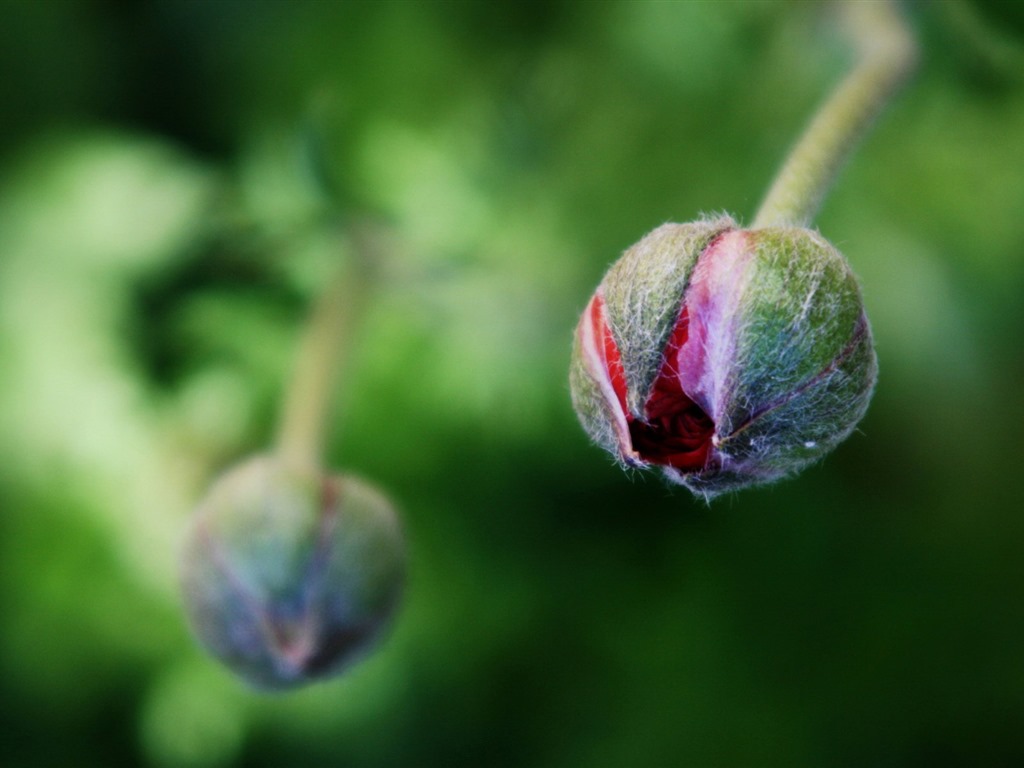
570,217,877,498
180,456,405,690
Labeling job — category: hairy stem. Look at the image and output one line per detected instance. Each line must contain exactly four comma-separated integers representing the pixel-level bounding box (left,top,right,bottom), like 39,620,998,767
276,227,376,469
752,0,917,229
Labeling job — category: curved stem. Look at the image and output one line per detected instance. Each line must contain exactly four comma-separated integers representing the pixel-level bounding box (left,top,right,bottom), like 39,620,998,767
276,226,376,470
751,0,917,229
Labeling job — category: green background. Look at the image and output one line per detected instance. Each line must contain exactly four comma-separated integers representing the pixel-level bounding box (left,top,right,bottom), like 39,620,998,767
2,1,1023,766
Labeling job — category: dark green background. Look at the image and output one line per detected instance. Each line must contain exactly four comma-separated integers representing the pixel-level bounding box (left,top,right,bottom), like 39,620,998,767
2,1,1023,766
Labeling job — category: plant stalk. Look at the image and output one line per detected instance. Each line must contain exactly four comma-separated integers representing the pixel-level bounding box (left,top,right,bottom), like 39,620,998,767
276,228,374,470
752,0,917,229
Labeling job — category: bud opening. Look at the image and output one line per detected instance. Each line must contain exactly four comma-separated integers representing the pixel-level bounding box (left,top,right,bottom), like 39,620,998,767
626,306,714,471
591,293,714,472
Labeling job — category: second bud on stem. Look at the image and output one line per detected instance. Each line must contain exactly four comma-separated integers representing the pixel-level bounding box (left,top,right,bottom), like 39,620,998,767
181,456,404,690
181,229,406,690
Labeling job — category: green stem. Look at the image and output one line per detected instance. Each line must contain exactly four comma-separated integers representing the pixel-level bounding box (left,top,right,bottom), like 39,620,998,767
751,0,917,229
276,226,375,470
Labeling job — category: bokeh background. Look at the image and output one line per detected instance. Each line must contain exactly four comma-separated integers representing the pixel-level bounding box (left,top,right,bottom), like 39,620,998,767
2,0,1024,766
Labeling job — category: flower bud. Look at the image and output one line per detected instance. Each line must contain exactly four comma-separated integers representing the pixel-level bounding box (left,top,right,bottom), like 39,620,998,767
570,216,877,498
180,456,405,690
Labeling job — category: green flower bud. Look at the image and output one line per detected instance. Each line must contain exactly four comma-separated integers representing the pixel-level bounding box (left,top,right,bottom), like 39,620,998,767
571,216,877,498
180,456,405,690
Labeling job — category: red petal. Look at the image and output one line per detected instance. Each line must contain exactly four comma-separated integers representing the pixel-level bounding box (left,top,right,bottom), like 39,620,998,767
589,295,713,473
590,294,628,415
629,306,714,472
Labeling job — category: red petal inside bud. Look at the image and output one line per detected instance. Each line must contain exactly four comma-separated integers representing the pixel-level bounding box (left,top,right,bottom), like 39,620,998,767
594,298,714,472
590,294,628,416
631,307,714,471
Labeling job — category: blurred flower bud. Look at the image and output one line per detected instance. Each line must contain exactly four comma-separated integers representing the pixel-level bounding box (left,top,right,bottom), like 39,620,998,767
570,216,877,498
180,456,405,690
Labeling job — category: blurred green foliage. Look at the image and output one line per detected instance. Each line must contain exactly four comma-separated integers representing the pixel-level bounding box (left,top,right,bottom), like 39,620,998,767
2,1,1024,766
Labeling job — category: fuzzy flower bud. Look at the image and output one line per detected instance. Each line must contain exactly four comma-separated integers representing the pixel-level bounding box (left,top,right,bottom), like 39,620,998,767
180,456,405,690
570,216,876,498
